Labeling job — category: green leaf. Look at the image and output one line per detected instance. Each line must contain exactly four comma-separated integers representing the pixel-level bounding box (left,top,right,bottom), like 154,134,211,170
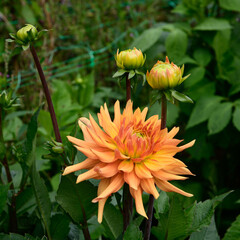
187,95,223,128
208,102,233,135
0,184,9,214
189,217,220,240
223,214,240,240
154,191,169,219
194,18,232,31
128,70,135,79
31,162,51,238
130,27,162,52
112,69,127,78
102,203,123,240
184,67,205,88
193,49,212,67
50,214,70,240
163,90,175,104
21,4,37,25
166,29,188,62
6,39,15,43
56,174,97,224
135,70,146,85
124,223,143,240
22,44,30,51
171,90,193,103
220,0,240,12
233,106,240,131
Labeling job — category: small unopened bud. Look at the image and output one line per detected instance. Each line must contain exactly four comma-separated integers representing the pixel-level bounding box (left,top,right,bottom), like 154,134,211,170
115,47,145,70
146,57,190,90
16,24,38,43
52,146,64,154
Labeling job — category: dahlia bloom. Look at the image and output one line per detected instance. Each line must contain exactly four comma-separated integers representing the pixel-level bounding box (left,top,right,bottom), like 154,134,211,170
63,100,195,223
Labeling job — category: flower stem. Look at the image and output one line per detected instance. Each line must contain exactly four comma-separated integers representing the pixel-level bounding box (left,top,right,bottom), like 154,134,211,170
144,94,167,240
30,45,62,143
123,73,133,232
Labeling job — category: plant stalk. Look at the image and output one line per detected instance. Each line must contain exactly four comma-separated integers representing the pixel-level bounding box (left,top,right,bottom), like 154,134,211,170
30,45,62,143
144,94,167,240
123,73,133,232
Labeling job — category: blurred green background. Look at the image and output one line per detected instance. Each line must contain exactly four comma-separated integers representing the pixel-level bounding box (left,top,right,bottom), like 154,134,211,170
0,0,240,239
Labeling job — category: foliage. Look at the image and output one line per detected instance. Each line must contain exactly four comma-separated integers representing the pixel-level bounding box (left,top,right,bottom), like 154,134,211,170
0,0,239,239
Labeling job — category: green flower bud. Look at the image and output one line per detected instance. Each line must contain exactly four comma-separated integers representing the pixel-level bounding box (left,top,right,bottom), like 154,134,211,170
16,24,38,43
146,56,190,90
115,47,146,70
52,146,64,154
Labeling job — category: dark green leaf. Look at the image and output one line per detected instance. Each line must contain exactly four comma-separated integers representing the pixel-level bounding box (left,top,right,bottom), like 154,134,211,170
130,27,162,52
50,214,70,240
208,102,233,135
171,90,193,103
193,48,212,67
102,203,123,240
56,174,97,224
112,69,127,78
154,191,169,219
164,90,175,104
135,70,146,85
31,162,51,238
194,18,232,31
187,95,223,128
219,0,240,12
166,29,188,62
124,223,143,240
233,106,240,131
190,217,220,240
0,184,9,214
184,67,205,88
223,214,240,240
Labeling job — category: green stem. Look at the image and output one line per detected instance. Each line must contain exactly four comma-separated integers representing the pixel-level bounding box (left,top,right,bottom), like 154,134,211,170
144,94,167,240
123,73,133,232
30,45,62,143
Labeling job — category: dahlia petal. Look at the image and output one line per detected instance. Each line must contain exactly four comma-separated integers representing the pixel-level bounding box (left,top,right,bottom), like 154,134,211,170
93,174,124,201
155,179,193,197
91,149,115,163
144,157,176,171
179,140,196,150
113,100,121,128
141,107,148,122
135,163,152,179
62,158,98,175
167,127,179,139
75,146,98,159
118,160,133,173
152,170,188,181
67,136,96,148
166,167,194,176
130,187,148,218
94,162,119,178
76,168,99,183
124,171,140,190
78,120,94,143
96,179,111,223
115,149,129,160
141,178,159,199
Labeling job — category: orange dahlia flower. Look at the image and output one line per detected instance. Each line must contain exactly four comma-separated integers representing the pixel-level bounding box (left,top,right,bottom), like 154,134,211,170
63,100,195,223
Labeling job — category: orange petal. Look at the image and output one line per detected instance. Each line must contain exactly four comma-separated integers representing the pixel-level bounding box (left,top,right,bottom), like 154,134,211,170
167,127,179,139
118,160,133,173
144,157,176,171
96,179,111,223
130,187,148,218
75,146,98,159
135,163,152,179
113,101,121,129
166,167,194,176
124,171,140,190
179,140,196,150
92,174,124,202
155,179,193,197
141,178,159,199
91,149,115,163
94,161,119,178
152,170,188,181
67,136,96,148
78,119,94,143
141,107,148,122
62,158,98,175
76,168,99,183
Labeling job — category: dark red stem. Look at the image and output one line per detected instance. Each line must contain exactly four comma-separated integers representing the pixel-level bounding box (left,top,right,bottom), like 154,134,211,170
30,45,62,143
126,73,131,102
144,94,167,240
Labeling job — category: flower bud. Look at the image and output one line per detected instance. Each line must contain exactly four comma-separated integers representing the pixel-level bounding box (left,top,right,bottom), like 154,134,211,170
16,24,38,43
115,47,145,70
146,57,190,90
